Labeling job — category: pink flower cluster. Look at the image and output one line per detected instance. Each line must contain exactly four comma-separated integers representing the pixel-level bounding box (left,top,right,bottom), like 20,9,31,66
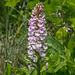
28,3,47,62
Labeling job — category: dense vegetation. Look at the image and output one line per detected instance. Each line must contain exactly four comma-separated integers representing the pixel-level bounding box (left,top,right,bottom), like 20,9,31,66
0,0,75,75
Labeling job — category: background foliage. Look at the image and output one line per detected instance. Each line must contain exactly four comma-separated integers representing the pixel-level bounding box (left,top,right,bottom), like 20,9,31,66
0,0,75,75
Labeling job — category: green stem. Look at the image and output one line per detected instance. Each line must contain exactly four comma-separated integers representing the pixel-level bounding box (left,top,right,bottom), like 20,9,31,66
37,57,40,75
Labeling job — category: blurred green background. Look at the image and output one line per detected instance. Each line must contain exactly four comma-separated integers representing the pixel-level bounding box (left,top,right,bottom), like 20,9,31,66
0,0,75,75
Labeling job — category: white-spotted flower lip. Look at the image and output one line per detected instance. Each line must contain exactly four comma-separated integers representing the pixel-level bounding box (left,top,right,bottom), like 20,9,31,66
35,33,40,36
40,53,46,57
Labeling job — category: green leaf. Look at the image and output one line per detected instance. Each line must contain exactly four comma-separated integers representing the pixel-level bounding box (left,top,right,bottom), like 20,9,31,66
56,27,67,44
67,0,75,8
68,35,75,58
5,0,19,7
70,18,75,30
54,62,66,72
31,69,37,75
52,52,60,67
44,0,50,4
50,13,62,25
46,35,63,53
65,47,71,59
4,64,12,75
17,54,29,69
30,69,35,75
12,67,29,75
68,37,75,53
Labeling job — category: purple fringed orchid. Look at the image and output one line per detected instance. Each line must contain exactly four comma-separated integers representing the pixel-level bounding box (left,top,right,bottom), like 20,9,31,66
28,3,47,63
